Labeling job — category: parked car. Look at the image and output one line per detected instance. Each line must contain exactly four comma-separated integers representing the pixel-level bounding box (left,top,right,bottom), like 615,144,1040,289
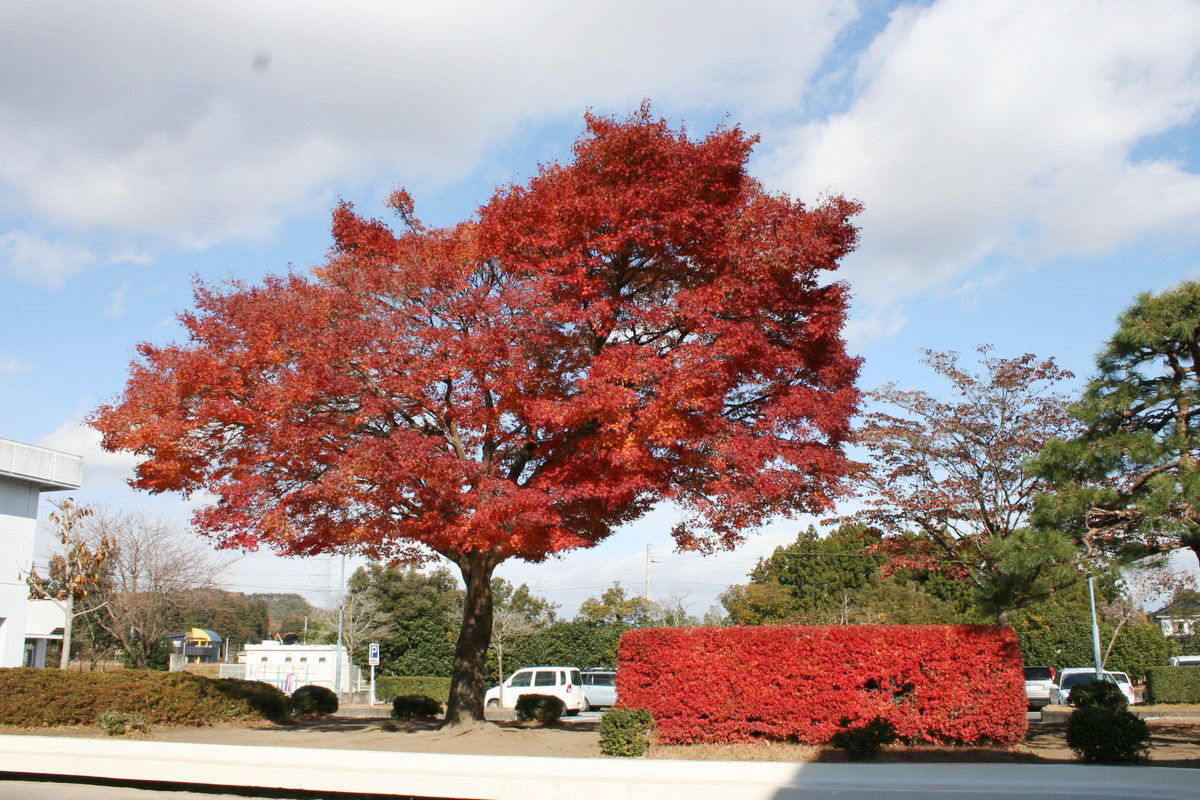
1023,665,1056,709
484,666,586,714
1050,667,1136,706
580,668,617,709
1168,655,1200,667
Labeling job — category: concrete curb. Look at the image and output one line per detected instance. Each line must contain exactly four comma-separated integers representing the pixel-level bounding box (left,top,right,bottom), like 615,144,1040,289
1041,705,1200,724
0,736,1198,799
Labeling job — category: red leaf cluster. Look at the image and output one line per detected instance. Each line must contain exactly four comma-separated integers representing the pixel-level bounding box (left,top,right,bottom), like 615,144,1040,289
616,624,1028,745
90,105,862,567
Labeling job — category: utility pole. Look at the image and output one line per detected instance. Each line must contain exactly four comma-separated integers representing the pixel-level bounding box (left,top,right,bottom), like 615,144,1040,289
334,555,346,697
645,544,652,602
1088,576,1103,679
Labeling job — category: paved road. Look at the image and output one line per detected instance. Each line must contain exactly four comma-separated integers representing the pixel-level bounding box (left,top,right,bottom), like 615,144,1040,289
0,779,262,800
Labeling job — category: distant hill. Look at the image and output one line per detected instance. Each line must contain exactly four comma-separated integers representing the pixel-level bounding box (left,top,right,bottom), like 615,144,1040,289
250,592,315,636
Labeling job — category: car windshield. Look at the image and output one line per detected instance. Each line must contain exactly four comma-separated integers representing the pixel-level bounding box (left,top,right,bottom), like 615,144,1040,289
1061,672,1116,690
1024,667,1053,681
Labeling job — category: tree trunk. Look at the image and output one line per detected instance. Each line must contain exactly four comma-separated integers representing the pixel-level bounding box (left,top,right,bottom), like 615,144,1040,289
443,552,498,726
58,596,74,669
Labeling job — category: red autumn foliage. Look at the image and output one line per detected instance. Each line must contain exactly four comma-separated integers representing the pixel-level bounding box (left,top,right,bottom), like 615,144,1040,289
89,104,862,722
616,624,1028,745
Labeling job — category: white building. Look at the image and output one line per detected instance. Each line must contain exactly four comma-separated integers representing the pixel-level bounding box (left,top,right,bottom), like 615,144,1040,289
23,599,66,668
0,438,83,668
227,640,361,695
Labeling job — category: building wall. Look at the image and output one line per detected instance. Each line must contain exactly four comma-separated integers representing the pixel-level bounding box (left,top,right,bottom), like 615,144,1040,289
1157,616,1196,637
0,476,40,668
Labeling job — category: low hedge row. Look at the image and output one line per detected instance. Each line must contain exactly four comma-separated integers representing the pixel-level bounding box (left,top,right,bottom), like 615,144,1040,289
1145,667,1200,704
617,625,1027,746
375,676,451,704
0,668,289,727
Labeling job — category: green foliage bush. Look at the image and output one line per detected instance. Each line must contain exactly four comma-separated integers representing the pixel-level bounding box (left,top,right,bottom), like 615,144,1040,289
1145,667,1200,704
1067,679,1128,711
391,694,442,719
503,620,624,675
0,668,288,727
829,717,898,760
599,708,655,757
1066,707,1149,763
515,694,564,724
290,684,338,716
375,676,451,704
96,710,150,736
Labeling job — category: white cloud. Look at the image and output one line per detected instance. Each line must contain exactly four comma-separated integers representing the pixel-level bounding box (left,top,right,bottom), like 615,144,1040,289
0,230,93,288
0,0,857,261
106,284,128,318
36,417,141,496
0,356,31,375
104,250,154,267
844,307,908,352
767,0,1200,307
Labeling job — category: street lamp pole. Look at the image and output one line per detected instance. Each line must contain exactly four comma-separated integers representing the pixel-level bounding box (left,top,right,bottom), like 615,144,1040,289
1087,576,1103,679
334,555,346,696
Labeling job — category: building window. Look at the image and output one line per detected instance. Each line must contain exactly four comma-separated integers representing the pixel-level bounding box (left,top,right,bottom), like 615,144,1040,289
319,657,326,663
285,657,292,663
300,657,307,663
261,657,268,663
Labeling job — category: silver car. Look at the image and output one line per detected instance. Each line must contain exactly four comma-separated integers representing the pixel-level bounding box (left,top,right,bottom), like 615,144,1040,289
581,669,617,709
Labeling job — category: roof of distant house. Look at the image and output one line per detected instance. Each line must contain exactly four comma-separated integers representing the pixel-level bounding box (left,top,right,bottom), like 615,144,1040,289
166,628,223,643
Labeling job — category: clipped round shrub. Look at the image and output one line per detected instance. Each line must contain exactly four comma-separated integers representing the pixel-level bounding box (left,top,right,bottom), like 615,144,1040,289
96,710,150,736
391,694,442,720
1067,707,1150,764
515,694,565,724
1067,679,1127,711
599,708,655,757
829,717,898,760
291,684,339,716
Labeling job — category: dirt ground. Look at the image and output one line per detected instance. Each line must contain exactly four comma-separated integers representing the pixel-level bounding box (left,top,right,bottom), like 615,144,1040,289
648,720,1200,767
4,716,1200,766
2,718,603,759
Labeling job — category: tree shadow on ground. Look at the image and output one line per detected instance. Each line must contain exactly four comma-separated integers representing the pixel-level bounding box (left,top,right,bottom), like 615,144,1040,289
268,716,599,735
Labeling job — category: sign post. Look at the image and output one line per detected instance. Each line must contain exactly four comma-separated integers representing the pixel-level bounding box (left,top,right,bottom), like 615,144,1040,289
368,642,380,706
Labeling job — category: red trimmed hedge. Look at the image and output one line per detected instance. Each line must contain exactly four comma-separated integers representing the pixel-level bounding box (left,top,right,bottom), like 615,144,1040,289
616,625,1027,745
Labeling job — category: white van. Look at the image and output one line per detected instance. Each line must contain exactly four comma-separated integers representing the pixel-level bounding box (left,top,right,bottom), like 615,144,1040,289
484,666,586,713
1168,655,1200,667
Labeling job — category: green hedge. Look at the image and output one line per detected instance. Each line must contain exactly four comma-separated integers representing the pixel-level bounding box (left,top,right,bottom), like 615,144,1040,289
0,668,289,727
375,675,451,704
1145,667,1200,704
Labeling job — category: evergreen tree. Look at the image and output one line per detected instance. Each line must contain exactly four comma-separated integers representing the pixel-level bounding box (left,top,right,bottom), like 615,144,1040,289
1031,281,1200,566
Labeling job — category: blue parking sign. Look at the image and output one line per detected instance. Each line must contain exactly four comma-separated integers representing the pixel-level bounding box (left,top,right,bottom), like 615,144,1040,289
368,642,380,666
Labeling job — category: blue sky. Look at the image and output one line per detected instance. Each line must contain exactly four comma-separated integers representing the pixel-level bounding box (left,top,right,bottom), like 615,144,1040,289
2,0,1199,616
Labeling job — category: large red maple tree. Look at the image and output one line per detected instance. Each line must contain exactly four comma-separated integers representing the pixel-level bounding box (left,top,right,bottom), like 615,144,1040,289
92,107,862,723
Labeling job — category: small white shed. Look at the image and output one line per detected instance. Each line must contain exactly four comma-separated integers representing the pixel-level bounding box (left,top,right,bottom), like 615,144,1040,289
232,640,358,694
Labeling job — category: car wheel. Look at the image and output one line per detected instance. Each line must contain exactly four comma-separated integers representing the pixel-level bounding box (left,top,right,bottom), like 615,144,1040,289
486,699,500,708
582,698,591,712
